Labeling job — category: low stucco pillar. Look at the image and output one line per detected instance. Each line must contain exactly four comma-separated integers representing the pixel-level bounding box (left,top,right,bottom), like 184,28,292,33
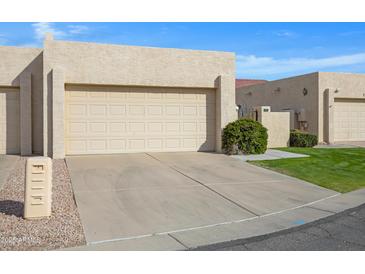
215,75,237,152
20,72,32,155
52,68,65,159
324,88,335,144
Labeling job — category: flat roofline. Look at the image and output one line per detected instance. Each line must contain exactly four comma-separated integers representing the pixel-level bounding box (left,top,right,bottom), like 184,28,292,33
266,72,319,83
0,45,42,50
236,78,267,81
65,82,216,90
265,71,365,83
46,38,235,56
318,71,365,77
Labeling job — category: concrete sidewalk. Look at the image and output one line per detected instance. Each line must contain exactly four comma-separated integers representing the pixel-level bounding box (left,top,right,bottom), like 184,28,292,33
64,187,365,250
231,149,309,161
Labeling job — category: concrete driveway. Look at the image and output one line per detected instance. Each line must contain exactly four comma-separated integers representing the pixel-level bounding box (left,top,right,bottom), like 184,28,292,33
66,152,337,250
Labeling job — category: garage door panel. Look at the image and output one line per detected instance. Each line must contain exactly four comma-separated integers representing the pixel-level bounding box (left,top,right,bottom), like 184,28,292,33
89,139,108,151
128,91,146,100
65,86,216,155
67,121,87,136
129,122,145,132
66,121,215,137
182,122,197,132
147,122,163,133
334,99,365,142
66,136,214,154
147,139,163,150
109,105,126,116
147,105,163,116
89,104,107,116
165,105,180,116
110,139,126,151
67,104,87,116
147,92,163,100
109,122,126,133
183,105,197,116
128,105,145,116
89,122,107,134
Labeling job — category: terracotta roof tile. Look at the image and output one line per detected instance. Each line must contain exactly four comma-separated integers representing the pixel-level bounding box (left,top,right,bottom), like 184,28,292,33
235,79,267,89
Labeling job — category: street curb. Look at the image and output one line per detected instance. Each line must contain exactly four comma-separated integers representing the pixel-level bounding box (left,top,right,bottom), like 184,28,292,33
191,202,365,251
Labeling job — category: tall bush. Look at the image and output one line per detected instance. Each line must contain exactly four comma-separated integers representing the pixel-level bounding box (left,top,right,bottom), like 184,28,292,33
222,119,268,155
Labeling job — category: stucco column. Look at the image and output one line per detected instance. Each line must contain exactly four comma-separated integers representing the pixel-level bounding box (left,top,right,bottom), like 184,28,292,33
215,75,237,152
20,72,32,155
324,88,335,144
52,68,65,159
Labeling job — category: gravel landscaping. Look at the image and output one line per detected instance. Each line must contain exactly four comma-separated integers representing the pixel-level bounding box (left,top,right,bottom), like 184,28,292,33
0,158,86,250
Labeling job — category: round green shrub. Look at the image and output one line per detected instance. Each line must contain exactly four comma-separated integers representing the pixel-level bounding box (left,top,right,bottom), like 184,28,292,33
290,130,318,147
222,119,268,155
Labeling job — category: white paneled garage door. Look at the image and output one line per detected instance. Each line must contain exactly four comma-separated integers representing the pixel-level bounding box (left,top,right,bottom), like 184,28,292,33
334,99,365,142
65,85,216,155
0,88,20,154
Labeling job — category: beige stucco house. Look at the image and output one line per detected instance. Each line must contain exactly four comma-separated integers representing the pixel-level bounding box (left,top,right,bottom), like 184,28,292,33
236,72,365,144
0,34,236,158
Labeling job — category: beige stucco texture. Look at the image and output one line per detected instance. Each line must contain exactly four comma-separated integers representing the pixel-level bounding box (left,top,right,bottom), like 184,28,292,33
0,87,20,154
0,36,236,158
0,46,43,155
236,72,365,144
259,112,290,148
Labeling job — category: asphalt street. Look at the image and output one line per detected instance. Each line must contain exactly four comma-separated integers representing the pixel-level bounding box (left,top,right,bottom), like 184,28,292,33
193,203,365,251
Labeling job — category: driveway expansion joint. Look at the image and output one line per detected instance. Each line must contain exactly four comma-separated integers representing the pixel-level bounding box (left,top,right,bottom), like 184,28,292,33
84,193,341,248
167,233,189,249
307,205,337,214
145,153,260,217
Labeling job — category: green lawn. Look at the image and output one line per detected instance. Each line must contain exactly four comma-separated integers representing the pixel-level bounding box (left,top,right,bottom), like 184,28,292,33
249,147,365,193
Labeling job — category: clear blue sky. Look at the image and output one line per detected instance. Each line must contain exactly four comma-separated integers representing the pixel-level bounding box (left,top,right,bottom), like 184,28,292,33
1,22,365,80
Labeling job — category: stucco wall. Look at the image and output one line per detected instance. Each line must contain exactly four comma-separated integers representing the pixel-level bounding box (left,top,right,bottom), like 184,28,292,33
0,46,42,86
0,46,43,154
318,72,365,143
43,39,236,157
44,40,235,87
260,112,290,148
1,40,236,157
236,73,320,139
319,72,365,99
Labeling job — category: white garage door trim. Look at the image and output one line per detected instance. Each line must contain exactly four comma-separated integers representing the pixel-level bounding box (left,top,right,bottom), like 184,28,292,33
0,87,20,154
65,85,216,155
334,98,365,142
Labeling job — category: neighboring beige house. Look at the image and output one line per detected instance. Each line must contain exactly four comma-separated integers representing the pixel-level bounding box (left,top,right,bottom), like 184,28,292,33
0,34,236,158
236,72,365,144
